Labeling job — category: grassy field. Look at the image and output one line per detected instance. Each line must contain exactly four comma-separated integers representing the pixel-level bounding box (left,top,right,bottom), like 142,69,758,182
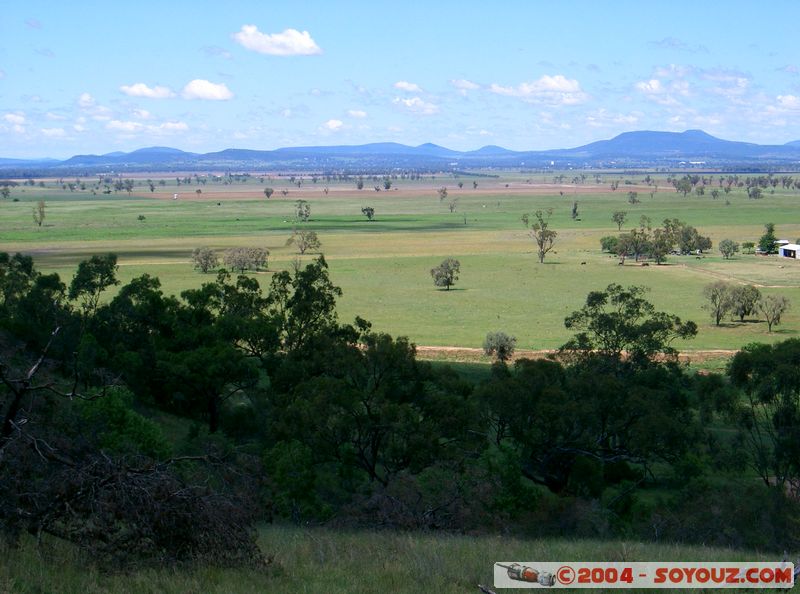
2,174,799,353
0,525,788,594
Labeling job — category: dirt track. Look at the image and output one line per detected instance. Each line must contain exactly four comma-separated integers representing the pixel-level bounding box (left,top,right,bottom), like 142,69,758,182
415,345,737,364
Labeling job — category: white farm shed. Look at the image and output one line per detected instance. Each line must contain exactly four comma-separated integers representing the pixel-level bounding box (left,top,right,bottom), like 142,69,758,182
778,243,800,259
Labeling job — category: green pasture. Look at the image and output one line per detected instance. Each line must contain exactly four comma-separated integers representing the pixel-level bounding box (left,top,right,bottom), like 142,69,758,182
1,178,799,352
0,525,783,594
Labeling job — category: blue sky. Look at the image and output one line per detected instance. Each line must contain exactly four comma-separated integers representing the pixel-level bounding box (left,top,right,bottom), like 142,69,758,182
2,0,800,158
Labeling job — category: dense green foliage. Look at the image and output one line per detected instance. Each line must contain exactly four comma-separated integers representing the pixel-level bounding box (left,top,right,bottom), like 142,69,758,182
3,250,800,569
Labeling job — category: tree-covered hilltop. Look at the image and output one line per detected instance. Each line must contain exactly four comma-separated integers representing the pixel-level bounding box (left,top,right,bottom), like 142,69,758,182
2,251,799,569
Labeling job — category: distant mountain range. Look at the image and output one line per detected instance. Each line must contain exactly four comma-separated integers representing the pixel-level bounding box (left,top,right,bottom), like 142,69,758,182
3,130,800,174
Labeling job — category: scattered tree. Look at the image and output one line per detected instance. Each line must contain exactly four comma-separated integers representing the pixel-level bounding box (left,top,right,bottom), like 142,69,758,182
600,235,619,253
0,186,10,200
264,187,274,199
571,201,579,220
286,229,321,255
361,206,375,221
627,191,640,204
719,239,740,259
472,181,478,189
561,283,697,367
483,331,516,362
521,209,557,264
192,247,220,273
430,258,460,290
437,187,448,201
742,241,755,254
295,200,311,222
448,199,458,213
703,281,733,326
612,210,627,231
758,223,778,254
223,247,269,273
758,295,790,332
730,285,761,322
32,200,45,227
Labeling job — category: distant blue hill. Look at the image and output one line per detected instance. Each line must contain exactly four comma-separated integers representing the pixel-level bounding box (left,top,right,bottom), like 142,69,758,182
5,130,800,172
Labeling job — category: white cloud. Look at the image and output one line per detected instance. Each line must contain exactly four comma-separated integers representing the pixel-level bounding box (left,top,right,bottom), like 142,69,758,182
489,74,588,105
41,127,66,137
394,80,422,92
107,120,144,132
46,112,66,120
78,92,95,108
321,119,343,131
156,121,188,132
585,108,640,128
120,83,175,99
3,112,26,125
392,96,439,115
777,95,800,110
232,25,321,56
634,78,680,105
347,109,367,118
73,123,86,132
106,120,188,134
182,79,233,100
77,93,113,119
450,79,479,94
132,109,152,119
634,79,663,94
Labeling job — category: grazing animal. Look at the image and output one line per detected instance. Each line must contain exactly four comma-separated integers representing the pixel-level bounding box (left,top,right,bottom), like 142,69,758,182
641,262,649,267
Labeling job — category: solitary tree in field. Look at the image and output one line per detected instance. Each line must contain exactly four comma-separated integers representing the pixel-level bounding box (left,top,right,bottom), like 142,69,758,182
472,181,478,189
32,200,45,227
430,258,460,290
361,206,375,221
0,186,10,200
437,187,448,201
758,295,790,332
627,191,640,204
295,200,311,222
521,209,557,264
448,199,458,213
718,239,739,259
286,229,321,254
264,187,274,199
483,331,516,362
612,210,627,231
191,247,219,273
571,201,579,220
